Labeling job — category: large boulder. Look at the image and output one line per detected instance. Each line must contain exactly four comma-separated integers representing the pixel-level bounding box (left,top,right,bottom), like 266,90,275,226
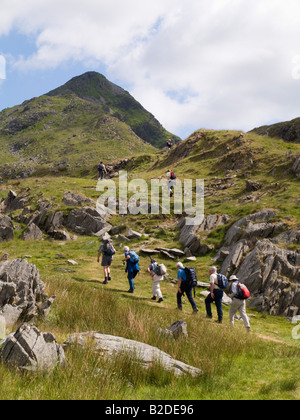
0,323,65,372
236,240,300,316
63,191,95,207
0,215,14,242
20,223,43,241
0,259,55,325
224,209,279,246
178,214,230,256
63,332,203,377
64,207,110,236
292,154,300,179
0,190,29,213
213,210,300,317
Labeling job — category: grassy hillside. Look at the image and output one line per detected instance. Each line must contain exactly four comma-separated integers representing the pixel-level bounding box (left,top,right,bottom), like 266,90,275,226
0,128,299,400
47,72,181,148
251,117,300,143
0,94,156,179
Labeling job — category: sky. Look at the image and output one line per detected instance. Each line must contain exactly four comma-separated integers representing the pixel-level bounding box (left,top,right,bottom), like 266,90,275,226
1,0,300,140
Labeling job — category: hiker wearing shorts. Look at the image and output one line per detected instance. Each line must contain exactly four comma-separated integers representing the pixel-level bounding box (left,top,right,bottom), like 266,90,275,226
97,239,116,284
147,258,164,303
205,266,224,323
97,161,107,180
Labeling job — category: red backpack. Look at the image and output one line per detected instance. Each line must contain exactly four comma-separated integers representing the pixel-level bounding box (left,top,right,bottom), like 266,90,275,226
236,282,250,300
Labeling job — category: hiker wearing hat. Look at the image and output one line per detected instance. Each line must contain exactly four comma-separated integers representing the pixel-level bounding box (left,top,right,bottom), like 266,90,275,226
228,275,251,331
147,258,164,303
176,262,198,313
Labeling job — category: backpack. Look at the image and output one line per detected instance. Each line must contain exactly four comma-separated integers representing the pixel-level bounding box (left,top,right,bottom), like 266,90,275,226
217,273,228,290
98,164,104,172
235,282,250,300
103,240,115,257
184,267,198,296
154,263,167,276
129,251,139,264
170,172,176,180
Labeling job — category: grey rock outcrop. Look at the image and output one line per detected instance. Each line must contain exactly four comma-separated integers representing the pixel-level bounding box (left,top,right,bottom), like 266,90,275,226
64,207,110,236
63,332,203,377
0,323,65,372
236,240,300,316
178,214,230,256
157,321,188,339
224,209,279,246
214,210,300,316
292,154,300,179
20,223,43,241
0,215,14,242
0,259,55,325
63,191,96,207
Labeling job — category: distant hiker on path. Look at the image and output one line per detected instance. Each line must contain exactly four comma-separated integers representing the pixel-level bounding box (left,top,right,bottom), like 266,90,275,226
97,161,107,180
166,169,177,197
205,266,224,324
147,258,165,303
166,139,173,152
228,275,251,331
97,239,116,284
176,262,198,313
123,246,140,293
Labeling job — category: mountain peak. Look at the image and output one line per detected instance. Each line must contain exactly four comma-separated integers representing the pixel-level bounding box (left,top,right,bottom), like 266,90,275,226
47,71,126,104
47,71,180,148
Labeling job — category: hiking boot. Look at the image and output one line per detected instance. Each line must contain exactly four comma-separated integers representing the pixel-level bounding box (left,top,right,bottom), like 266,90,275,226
103,278,108,284
151,296,156,301
193,307,199,314
127,289,134,293
206,315,213,319
158,298,164,303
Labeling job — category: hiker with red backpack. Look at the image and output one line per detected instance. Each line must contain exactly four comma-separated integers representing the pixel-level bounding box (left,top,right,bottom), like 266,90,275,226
166,169,177,197
228,275,251,331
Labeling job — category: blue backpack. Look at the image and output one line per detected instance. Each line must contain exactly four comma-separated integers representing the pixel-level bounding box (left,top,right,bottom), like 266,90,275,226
129,251,139,264
217,273,228,290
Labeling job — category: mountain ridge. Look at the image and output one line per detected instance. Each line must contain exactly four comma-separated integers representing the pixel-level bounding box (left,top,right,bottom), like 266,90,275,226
46,71,180,148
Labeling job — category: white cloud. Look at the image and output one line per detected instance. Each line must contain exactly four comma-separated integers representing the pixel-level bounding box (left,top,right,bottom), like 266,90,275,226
2,0,300,138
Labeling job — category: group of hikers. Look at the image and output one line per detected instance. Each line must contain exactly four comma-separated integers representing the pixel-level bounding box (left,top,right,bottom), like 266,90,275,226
96,156,251,331
97,239,251,331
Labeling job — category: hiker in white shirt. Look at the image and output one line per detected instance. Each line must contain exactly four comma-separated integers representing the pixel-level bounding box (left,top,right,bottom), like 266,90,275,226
147,258,164,303
228,275,251,331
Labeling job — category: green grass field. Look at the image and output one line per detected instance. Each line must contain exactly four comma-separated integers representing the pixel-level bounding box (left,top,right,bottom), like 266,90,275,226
0,231,299,400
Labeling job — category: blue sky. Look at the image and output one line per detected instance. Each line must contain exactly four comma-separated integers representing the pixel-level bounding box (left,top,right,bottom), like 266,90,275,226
1,0,300,140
